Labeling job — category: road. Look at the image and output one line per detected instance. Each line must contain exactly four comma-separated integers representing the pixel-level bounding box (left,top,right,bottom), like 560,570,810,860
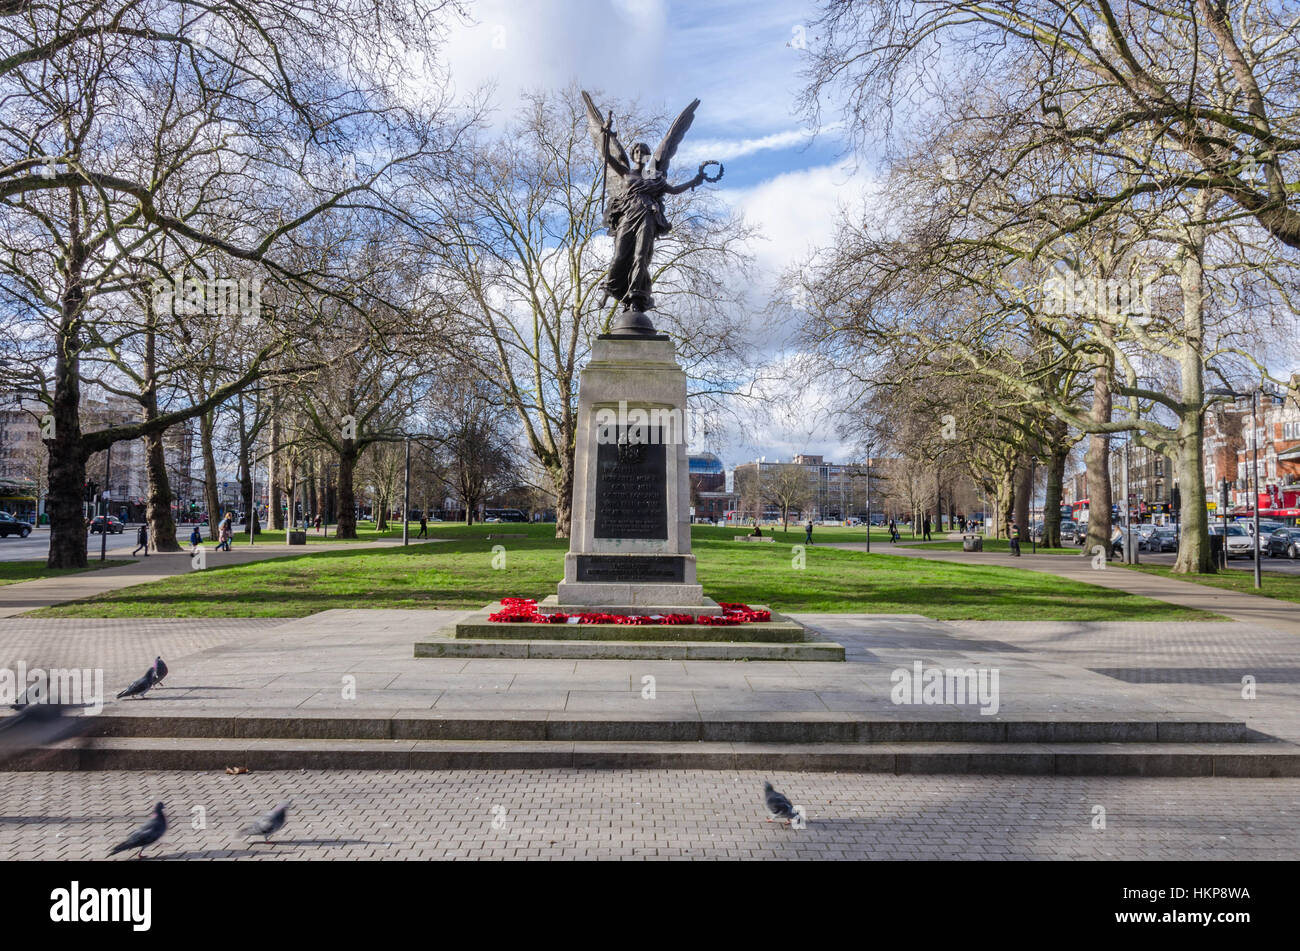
1,525,215,562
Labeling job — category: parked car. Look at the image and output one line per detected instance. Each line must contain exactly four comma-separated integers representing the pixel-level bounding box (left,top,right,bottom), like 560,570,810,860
1209,523,1254,559
1264,527,1300,559
1142,526,1179,552
1239,519,1285,537
0,511,32,538
88,515,124,535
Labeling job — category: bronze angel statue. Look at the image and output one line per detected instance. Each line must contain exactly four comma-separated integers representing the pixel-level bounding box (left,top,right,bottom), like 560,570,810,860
582,90,723,334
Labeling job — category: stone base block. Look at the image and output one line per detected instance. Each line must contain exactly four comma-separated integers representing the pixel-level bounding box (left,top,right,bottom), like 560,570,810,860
553,581,713,610
539,594,721,617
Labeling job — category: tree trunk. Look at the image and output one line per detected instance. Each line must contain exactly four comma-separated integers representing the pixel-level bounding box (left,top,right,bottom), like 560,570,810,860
552,454,574,538
145,428,180,552
998,466,1015,539
1084,351,1114,555
1042,443,1068,548
199,409,220,541
1013,456,1031,532
1173,197,1214,573
336,445,358,538
46,193,89,570
269,412,284,529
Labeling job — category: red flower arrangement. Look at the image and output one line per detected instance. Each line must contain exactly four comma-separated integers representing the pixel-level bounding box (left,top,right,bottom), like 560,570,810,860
487,599,770,625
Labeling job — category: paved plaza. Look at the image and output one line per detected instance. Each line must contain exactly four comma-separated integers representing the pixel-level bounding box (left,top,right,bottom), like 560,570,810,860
3,768,1298,860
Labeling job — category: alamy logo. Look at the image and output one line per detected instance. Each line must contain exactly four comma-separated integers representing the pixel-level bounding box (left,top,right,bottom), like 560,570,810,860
890,661,1000,715
49,882,151,931
152,272,261,320
594,401,695,446
0,663,103,715
1043,272,1150,318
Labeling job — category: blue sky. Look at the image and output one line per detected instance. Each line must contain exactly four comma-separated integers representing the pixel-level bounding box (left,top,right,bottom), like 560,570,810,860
443,0,877,468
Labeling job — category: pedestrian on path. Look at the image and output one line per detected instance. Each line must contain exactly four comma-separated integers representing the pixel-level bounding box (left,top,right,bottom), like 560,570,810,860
418,515,428,539
805,520,814,544
189,525,203,549
218,513,233,552
1009,522,1022,556
923,514,932,541
132,522,149,557
888,518,899,544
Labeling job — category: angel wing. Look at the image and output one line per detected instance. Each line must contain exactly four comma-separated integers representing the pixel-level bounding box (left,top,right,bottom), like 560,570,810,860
582,90,629,179
652,98,700,177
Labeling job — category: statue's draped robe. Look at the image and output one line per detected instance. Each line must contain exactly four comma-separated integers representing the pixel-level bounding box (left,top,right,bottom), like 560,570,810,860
603,171,672,312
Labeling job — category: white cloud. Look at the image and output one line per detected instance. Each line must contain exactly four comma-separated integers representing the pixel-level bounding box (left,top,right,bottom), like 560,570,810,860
721,160,879,280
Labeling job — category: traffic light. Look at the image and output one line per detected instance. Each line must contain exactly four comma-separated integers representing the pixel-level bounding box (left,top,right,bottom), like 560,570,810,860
1171,485,1181,513
1220,480,1231,510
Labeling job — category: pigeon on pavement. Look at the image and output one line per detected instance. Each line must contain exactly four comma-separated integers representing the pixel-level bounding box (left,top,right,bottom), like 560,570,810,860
246,800,292,844
151,656,168,686
764,781,799,825
109,802,167,859
115,668,156,700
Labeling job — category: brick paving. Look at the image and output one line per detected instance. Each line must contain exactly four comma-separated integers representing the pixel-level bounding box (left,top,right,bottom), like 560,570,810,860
1,769,1296,860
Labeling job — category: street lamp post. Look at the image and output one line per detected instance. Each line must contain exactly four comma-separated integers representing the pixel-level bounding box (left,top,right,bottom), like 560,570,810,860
100,445,110,562
403,435,411,546
1252,388,1262,589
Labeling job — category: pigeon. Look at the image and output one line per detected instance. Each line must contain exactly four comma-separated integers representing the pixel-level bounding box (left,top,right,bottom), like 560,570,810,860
151,656,168,686
764,781,799,825
115,668,156,700
246,800,292,845
108,802,167,859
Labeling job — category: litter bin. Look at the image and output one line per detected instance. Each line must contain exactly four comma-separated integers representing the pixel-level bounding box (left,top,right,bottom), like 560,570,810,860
962,534,983,552
288,531,307,546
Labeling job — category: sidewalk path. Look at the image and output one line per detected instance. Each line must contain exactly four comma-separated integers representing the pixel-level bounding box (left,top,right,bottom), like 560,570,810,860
0,540,406,618
4,769,1295,860
831,542,1300,636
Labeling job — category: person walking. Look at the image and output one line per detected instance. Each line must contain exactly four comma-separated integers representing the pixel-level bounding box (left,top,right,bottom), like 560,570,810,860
1009,522,1022,557
189,524,203,549
313,513,322,533
218,512,233,552
804,520,814,545
418,515,428,539
922,513,932,541
888,518,899,544
132,521,149,557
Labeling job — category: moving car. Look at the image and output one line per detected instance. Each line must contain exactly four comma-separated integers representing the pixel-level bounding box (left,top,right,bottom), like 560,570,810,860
1264,527,1300,559
88,515,124,535
1142,526,1179,552
1059,519,1080,543
0,512,32,538
1209,524,1254,559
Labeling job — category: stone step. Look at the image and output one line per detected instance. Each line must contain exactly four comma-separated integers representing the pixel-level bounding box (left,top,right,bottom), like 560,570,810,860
75,713,1250,744
415,638,844,660
7,737,1297,776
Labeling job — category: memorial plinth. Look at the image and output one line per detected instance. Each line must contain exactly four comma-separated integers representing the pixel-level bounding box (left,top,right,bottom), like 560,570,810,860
550,334,720,616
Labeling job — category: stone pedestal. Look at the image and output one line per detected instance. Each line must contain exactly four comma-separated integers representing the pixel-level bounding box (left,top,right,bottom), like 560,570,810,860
553,334,719,616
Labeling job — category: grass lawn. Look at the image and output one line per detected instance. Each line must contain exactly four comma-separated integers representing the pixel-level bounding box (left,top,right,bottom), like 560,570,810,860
33,522,1216,621
1125,562,1300,605
0,560,132,587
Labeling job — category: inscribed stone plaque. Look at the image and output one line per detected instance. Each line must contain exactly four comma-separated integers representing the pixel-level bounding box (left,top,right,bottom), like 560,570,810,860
593,424,668,540
575,555,686,583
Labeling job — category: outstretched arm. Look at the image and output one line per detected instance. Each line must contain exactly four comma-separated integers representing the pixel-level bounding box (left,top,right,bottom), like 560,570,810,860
667,163,710,195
